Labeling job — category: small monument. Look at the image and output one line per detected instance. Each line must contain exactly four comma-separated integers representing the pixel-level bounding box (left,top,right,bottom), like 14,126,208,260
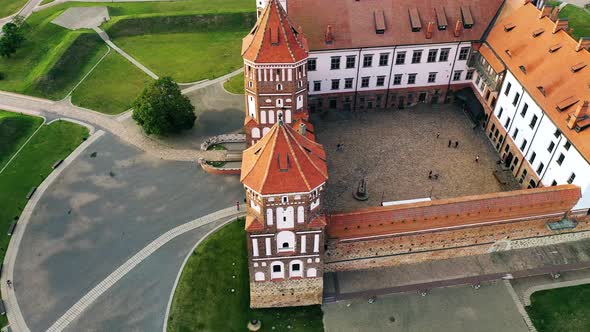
353,178,369,201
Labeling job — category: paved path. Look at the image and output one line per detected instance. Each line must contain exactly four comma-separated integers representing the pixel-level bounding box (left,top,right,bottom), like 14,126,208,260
0,91,228,161
94,27,159,80
47,207,243,332
10,133,244,331
504,280,537,332
0,0,44,28
0,129,106,332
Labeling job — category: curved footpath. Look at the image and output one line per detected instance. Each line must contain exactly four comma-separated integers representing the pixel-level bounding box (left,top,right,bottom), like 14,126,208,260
0,129,106,332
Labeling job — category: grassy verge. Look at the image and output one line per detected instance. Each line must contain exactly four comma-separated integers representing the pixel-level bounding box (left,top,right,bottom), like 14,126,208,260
0,0,29,18
167,218,324,332
527,284,590,332
71,51,152,114
0,111,44,170
224,73,244,94
108,13,255,82
0,120,88,327
560,5,590,40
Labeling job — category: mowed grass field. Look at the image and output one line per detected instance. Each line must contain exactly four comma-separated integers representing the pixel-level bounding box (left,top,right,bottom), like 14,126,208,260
167,218,324,332
527,284,590,332
71,51,152,114
224,72,245,94
0,110,43,169
0,0,28,18
560,4,590,40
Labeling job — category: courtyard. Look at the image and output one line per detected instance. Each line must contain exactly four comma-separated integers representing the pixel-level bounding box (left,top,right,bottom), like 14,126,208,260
313,103,520,212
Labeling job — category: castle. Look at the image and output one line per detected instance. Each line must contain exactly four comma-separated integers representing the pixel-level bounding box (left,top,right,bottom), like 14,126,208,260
240,0,590,308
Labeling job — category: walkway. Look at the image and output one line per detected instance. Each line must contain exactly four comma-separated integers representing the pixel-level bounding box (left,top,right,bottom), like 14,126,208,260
94,27,159,80
8,132,244,331
0,91,228,161
0,0,44,29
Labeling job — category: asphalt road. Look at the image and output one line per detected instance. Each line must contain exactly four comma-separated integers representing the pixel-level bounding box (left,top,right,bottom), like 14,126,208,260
13,133,243,331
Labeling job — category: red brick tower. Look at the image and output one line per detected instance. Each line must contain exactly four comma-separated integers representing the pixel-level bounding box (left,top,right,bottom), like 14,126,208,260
240,117,328,308
241,0,310,147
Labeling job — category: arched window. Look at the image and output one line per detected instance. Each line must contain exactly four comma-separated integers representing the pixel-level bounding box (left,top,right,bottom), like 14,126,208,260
276,206,294,229
276,231,295,252
276,99,284,107
297,95,304,110
290,260,303,278
306,268,317,278
269,110,275,124
297,206,304,223
277,84,283,91
255,272,265,281
252,128,261,138
260,111,267,124
262,127,271,136
266,208,273,226
285,110,292,123
270,261,285,279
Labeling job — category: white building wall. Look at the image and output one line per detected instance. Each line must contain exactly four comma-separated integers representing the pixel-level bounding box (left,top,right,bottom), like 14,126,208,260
307,42,473,95
492,70,590,211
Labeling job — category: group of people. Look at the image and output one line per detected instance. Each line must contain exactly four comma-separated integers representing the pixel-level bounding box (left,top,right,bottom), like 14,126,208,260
436,132,460,149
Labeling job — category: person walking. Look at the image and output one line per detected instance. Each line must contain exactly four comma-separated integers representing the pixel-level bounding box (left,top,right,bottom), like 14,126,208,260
236,201,240,211
454,141,459,148
448,140,452,148
6,280,11,288
475,155,480,163
428,171,433,179
436,132,440,139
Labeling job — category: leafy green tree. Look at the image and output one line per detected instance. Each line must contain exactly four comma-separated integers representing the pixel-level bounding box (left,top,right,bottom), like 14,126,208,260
132,77,196,136
0,22,25,58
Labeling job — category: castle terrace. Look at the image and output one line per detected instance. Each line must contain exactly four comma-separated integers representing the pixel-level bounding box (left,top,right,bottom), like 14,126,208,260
313,103,521,212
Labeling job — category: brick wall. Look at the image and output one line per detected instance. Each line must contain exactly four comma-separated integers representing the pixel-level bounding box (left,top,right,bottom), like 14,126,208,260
250,277,323,308
325,213,590,272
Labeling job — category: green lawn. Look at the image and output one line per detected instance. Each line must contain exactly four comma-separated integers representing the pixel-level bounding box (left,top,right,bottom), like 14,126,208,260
167,218,324,332
224,72,245,94
560,5,590,40
0,0,28,18
71,51,152,114
0,110,44,170
0,119,88,328
108,12,255,83
527,284,590,332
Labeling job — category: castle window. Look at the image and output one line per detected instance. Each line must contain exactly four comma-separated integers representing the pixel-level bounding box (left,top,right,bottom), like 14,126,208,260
568,172,576,184
273,265,281,272
282,196,288,203
276,99,283,107
277,84,283,91
395,52,406,65
439,48,450,62
313,81,321,92
271,261,284,279
346,55,356,68
289,260,303,278
255,272,265,281
363,55,373,68
458,47,470,60
292,263,300,271
330,56,341,70
307,58,317,71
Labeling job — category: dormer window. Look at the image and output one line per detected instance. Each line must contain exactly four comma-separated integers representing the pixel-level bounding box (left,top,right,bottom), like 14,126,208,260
532,28,545,38
409,8,422,32
435,7,447,30
504,23,516,32
374,10,386,34
461,6,474,29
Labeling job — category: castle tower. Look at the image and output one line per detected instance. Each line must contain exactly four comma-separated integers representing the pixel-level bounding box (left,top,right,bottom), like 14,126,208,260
240,118,328,308
241,0,308,147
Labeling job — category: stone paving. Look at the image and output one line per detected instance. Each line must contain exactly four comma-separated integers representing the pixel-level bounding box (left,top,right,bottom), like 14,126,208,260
313,103,520,212
51,7,109,30
323,281,528,332
12,133,243,331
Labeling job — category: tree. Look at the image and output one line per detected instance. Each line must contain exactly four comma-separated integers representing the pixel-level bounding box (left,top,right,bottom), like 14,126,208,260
0,22,25,58
132,77,196,136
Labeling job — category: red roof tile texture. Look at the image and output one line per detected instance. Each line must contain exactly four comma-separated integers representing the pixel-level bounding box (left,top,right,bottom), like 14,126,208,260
479,43,505,73
241,121,328,195
242,0,308,63
286,0,504,51
486,3,590,160
327,185,581,240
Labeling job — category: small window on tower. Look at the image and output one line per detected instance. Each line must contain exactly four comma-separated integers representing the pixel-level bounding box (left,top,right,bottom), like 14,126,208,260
282,242,289,248
277,84,283,91
282,196,288,203
273,265,281,273
292,264,301,271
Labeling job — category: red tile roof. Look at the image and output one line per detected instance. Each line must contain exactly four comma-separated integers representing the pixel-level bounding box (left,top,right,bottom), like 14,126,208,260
245,215,265,231
327,185,581,240
486,3,590,161
286,0,504,51
479,43,505,73
241,121,328,195
242,0,309,63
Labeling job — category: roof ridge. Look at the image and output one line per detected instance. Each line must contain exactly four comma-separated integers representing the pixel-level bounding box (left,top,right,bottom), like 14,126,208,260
254,5,272,62
285,125,328,179
281,125,312,191
275,0,296,62
240,124,274,182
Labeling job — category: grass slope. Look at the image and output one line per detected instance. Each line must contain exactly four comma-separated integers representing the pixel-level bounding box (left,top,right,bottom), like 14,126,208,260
224,72,245,94
527,284,590,332
0,110,44,170
168,219,324,332
560,5,590,40
0,119,88,268
108,12,255,82
0,0,29,18
71,51,152,114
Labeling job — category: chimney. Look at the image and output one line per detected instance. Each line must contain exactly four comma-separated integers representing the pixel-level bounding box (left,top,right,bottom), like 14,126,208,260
298,123,307,136
538,5,552,19
568,101,589,129
453,19,462,37
425,21,434,39
549,7,560,22
553,18,568,33
325,25,334,44
576,37,590,52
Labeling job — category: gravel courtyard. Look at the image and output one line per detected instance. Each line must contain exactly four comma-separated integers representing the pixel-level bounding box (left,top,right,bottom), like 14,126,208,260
313,103,519,212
